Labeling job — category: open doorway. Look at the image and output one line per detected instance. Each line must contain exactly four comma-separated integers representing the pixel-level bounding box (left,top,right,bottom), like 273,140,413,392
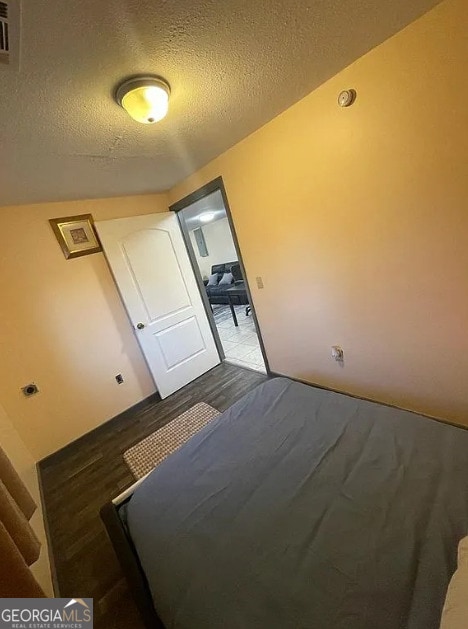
171,179,268,374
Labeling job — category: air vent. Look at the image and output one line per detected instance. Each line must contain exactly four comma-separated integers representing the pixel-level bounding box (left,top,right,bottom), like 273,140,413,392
0,0,19,70
0,1,9,60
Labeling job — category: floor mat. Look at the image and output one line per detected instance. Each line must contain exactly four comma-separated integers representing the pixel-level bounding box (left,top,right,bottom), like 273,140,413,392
123,402,220,479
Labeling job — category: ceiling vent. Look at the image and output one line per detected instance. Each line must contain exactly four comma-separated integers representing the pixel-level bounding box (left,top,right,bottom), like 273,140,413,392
0,0,19,69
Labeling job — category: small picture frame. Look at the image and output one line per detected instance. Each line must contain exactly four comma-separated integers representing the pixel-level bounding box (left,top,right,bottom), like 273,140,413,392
49,214,102,259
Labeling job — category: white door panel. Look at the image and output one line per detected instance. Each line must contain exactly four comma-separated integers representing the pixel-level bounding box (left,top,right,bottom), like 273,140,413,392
122,229,191,321
96,213,220,398
156,317,205,369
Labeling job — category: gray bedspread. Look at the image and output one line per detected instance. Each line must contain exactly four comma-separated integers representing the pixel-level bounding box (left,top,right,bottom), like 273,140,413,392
126,377,468,629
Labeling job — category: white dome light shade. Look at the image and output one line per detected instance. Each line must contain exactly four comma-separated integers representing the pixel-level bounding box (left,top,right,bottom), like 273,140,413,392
199,212,215,223
116,77,170,124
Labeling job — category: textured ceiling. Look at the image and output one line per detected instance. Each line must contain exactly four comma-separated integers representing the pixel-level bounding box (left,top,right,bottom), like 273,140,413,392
0,0,442,207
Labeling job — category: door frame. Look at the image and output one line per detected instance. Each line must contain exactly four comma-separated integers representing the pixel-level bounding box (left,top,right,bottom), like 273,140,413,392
169,176,270,374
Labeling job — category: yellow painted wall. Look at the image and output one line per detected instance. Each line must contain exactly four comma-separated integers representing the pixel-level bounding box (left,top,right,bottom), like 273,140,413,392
169,0,468,425
0,194,167,459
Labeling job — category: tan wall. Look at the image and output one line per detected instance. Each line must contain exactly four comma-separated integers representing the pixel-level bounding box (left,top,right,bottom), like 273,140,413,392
0,402,53,595
170,0,468,425
189,217,238,278
0,194,167,459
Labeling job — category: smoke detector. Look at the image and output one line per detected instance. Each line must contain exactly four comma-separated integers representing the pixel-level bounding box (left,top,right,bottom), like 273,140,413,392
0,0,20,70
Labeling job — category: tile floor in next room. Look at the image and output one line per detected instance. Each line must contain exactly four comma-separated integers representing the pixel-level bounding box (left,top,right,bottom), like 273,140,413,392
212,304,266,372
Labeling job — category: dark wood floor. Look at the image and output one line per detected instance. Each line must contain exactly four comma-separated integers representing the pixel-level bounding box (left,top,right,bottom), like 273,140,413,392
39,363,268,629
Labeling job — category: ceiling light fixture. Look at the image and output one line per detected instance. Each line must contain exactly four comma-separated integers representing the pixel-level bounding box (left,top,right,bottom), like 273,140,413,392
199,212,215,223
115,76,171,124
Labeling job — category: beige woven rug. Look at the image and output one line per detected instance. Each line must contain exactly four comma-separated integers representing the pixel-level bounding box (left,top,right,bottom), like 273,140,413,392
123,402,220,480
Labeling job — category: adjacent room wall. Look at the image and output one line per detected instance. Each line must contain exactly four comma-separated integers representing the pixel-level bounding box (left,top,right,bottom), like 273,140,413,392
169,0,468,425
0,194,167,459
189,217,238,278
0,402,53,595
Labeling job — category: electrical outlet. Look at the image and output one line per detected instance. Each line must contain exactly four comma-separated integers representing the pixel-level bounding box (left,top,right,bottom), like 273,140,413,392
115,374,124,385
22,383,39,397
256,276,264,289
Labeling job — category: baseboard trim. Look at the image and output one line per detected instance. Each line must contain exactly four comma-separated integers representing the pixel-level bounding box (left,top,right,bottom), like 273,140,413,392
36,462,61,597
36,390,161,597
38,391,161,470
270,370,468,432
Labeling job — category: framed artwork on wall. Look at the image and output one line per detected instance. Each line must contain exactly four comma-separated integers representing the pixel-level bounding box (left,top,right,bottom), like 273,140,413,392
49,214,102,259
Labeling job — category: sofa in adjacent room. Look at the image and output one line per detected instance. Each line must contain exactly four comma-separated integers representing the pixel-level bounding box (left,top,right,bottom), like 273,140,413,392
204,262,249,306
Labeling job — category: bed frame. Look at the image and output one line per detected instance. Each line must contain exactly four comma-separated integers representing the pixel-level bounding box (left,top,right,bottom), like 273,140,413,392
101,380,468,629
100,478,165,628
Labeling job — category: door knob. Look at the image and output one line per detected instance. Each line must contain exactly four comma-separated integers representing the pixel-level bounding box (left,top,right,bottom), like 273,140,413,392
136,322,145,330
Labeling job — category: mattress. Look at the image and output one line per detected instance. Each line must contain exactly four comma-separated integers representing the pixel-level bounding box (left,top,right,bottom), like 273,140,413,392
126,377,468,629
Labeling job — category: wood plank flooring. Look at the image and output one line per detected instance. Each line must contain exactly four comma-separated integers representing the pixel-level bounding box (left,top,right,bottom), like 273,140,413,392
39,363,268,629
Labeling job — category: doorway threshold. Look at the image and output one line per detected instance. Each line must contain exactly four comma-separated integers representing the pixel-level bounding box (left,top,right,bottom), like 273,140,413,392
223,357,267,375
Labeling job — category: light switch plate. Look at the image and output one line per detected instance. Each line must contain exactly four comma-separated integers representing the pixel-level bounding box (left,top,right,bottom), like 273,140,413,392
256,276,264,289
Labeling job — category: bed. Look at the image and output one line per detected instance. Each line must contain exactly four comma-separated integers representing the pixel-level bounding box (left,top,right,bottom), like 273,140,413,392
101,377,468,629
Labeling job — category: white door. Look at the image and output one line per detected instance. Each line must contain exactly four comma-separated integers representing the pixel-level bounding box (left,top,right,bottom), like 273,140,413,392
96,213,220,398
